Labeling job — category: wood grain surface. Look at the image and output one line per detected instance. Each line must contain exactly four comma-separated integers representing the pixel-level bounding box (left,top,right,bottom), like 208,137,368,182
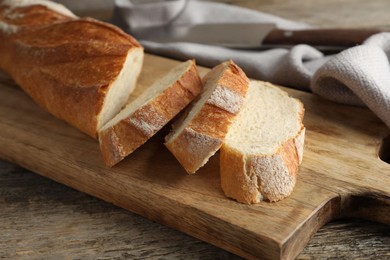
1,54,389,259
1,162,389,259
215,0,390,30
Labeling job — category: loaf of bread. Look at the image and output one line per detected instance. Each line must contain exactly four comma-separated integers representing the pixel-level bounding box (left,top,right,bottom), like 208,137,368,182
165,61,249,174
1,1,305,203
221,81,305,203
98,60,203,167
0,0,144,137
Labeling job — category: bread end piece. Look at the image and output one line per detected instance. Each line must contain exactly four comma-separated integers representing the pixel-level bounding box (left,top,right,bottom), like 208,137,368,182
165,60,250,174
220,81,305,203
99,60,203,167
0,2,144,138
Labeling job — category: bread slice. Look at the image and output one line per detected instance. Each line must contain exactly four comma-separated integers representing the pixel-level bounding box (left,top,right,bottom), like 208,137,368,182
221,81,305,204
0,0,144,137
98,60,203,167
165,60,250,174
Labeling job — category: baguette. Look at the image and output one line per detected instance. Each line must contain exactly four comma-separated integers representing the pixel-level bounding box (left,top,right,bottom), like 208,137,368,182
0,0,144,137
165,60,249,174
98,60,203,167
221,81,305,203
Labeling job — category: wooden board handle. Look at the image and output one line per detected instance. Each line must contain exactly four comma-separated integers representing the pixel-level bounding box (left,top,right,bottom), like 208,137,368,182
263,28,382,47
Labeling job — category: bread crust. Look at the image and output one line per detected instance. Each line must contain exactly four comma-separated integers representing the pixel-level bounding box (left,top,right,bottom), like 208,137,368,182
221,127,305,203
220,99,305,204
0,2,143,137
99,60,203,167
165,61,250,174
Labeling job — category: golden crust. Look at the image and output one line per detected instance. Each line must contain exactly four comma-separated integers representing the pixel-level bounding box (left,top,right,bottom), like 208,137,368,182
0,4,74,28
165,60,250,174
255,126,305,202
220,146,260,204
165,127,223,173
0,3,143,137
99,60,203,167
221,128,305,204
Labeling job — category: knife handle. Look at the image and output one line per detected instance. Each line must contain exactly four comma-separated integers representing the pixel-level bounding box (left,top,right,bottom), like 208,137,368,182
263,28,382,47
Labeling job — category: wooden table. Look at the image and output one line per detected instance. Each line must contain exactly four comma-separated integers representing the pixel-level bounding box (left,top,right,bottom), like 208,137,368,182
1,1,389,259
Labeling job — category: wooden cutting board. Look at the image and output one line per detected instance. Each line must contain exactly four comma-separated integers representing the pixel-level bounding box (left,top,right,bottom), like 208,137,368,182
0,54,389,260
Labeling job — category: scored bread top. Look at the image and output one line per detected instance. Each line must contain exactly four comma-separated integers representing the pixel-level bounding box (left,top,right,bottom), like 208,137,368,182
0,0,76,31
165,60,250,174
0,1,143,137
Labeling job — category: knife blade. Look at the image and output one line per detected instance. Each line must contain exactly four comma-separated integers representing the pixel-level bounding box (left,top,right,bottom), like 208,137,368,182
133,23,382,52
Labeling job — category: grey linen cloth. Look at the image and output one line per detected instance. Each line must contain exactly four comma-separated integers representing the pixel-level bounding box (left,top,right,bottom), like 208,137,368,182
113,0,390,128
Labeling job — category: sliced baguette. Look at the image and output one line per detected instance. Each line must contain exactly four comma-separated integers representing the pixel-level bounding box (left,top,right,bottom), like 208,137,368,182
98,60,203,167
165,60,250,174
0,0,143,137
221,81,305,204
